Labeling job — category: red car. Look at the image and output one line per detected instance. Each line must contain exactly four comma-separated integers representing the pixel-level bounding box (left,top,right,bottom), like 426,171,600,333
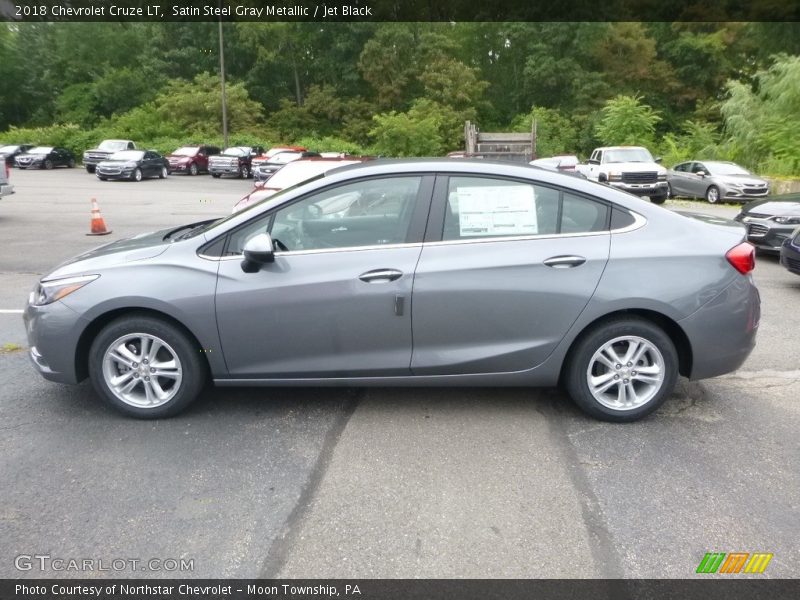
166,145,221,175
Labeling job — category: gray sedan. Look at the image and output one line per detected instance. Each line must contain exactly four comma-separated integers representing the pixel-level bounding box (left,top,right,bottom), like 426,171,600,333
23,160,760,422
667,160,769,203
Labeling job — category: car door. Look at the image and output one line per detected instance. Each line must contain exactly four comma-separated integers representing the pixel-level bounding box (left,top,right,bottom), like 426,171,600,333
410,174,611,375
669,162,690,195
686,162,710,198
214,174,433,378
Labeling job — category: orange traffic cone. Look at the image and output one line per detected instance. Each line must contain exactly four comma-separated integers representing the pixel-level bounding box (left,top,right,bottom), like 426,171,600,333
87,197,112,236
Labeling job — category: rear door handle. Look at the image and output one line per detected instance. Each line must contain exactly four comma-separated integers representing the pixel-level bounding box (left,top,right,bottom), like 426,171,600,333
358,269,403,283
543,255,586,268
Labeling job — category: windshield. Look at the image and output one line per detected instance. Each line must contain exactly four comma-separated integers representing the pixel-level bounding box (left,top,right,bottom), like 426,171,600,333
29,147,53,154
705,162,751,176
0,145,19,153
109,150,144,161
221,147,249,157
172,147,199,157
604,148,654,163
98,140,129,152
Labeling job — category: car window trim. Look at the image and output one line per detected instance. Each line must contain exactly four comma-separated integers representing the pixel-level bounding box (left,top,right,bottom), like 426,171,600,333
200,173,435,260
426,172,617,243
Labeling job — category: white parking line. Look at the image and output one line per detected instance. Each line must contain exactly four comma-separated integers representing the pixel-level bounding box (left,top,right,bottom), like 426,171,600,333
0,309,24,314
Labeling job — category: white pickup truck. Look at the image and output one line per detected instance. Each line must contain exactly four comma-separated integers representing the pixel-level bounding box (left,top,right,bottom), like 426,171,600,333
576,146,669,204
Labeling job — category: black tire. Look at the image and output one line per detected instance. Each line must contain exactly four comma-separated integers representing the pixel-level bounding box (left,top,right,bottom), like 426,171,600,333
705,185,720,204
97,176,107,181
159,166,168,179
44,159,54,170
563,317,679,422
131,168,143,182
88,314,206,419
211,173,221,178
650,193,668,205
188,162,198,176
239,164,250,179
85,165,95,174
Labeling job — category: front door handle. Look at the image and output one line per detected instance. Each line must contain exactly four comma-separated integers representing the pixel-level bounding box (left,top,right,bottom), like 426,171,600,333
358,268,403,283
543,255,586,268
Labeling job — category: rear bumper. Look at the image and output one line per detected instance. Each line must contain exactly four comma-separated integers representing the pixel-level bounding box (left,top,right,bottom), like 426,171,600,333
679,275,760,380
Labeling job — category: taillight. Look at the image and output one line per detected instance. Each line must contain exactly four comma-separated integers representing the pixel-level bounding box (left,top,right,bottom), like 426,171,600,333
726,242,755,275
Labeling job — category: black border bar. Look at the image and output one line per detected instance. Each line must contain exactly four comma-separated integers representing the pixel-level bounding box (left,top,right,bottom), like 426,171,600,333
2,579,800,600
3,0,800,22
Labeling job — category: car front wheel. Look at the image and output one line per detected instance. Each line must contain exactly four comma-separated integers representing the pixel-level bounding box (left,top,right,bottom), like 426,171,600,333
89,314,206,418
239,165,250,179
706,185,720,204
564,317,678,422
189,162,198,176
131,168,143,182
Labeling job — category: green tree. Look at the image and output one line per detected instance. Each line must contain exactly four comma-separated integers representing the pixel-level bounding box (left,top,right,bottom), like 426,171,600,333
595,95,662,147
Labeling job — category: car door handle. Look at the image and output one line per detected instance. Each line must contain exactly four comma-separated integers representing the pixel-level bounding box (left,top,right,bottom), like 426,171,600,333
358,269,403,283
543,255,586,268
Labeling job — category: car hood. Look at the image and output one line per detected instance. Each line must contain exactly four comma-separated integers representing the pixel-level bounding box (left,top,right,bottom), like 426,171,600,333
42,225,195,280
741,199,800,216
714,174,767,186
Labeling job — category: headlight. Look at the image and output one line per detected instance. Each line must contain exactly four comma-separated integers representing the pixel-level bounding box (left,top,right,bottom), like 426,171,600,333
657,172,667,181
31,275,99,306
774,216,800,225
123,161,138,168
608,171,622,181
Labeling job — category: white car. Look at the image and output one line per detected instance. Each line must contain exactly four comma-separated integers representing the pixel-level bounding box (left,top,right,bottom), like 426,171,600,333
232,157,370,213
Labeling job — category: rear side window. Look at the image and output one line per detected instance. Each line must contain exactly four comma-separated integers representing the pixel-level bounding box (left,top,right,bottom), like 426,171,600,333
443,177,608,241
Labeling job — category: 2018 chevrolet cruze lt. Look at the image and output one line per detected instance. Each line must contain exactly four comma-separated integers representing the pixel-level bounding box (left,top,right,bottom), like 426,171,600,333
24,160,760,422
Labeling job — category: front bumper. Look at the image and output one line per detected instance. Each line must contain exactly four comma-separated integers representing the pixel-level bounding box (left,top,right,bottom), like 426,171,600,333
735,217,797,253
96,167,135,180
780,237,800,275
721,187,769,201
609,181,668,197
83,154,111,167
15,160,43,169
209,163,241,175
23,299,84,384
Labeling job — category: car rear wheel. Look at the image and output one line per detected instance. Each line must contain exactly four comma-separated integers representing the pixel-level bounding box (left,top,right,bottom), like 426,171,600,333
189,162,198,176
131,168,142,182
159,166,168,179
564,317,678,422
89,314,206,418
706,185,720,204
68,158,75,168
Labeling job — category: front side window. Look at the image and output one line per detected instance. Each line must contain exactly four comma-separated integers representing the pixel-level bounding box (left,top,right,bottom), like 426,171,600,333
227,176,421,255
443,176,608,241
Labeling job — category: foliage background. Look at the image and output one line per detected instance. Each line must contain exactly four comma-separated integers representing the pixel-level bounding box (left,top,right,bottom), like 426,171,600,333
0,22,798,175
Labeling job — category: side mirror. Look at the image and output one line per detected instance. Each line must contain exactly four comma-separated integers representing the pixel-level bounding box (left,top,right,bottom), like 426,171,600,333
654,156,663,163
241,233,275,272
696,170,706,177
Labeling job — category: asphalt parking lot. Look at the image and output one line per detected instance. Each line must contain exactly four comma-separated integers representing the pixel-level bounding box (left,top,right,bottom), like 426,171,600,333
0,168,798,579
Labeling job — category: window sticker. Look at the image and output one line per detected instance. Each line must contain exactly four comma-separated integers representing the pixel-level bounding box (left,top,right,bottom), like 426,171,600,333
455,185,538,237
